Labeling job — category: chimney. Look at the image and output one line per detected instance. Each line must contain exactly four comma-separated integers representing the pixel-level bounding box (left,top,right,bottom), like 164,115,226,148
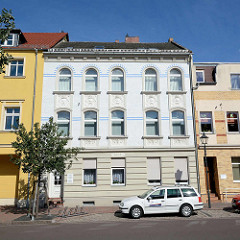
168,37,174,42
115,40,119,43
125,35,140,43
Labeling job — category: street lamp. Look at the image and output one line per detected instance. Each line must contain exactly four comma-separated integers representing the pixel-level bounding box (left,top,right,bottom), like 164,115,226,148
200,132,211,208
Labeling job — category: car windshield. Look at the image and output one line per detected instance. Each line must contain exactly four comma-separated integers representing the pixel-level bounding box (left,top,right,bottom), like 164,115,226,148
138,189,154,199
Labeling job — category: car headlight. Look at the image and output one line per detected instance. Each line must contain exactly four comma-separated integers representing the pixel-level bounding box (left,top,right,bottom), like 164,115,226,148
120,202,124,207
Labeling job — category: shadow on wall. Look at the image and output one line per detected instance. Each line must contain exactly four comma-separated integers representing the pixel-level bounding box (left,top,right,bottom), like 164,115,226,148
175,169,183,182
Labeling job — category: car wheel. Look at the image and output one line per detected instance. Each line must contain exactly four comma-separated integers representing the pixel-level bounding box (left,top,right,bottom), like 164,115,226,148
130,205,143,219
180,204,193,217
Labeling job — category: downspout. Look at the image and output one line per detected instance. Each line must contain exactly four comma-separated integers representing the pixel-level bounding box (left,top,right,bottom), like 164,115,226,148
188,53,201,193
26,48,38,210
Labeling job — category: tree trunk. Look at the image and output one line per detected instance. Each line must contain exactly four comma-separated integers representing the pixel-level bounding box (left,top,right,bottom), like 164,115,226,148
35,172,41,218
31,181,38,221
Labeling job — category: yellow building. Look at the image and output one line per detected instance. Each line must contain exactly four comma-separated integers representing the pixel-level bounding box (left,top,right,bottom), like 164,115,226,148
193,63,240,203
0,30,68,206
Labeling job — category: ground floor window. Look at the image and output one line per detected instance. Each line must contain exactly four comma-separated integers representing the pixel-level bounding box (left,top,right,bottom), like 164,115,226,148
232,157,240,181
174,157,189,184
111,159,125,185
83,159,97,186
147,158,161,185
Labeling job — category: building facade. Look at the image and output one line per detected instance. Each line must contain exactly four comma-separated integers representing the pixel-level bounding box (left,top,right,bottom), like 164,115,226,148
0,30,68,206
42,36,199,206
193,63,240,202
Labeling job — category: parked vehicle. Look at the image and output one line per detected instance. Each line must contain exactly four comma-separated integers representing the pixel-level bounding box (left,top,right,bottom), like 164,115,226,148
232,194,240,210
119,186,203,219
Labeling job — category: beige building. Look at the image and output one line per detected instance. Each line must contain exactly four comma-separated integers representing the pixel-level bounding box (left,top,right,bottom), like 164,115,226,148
193,63,240,202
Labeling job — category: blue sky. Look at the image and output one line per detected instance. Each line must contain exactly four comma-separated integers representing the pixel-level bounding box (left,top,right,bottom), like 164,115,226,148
2,0,240,62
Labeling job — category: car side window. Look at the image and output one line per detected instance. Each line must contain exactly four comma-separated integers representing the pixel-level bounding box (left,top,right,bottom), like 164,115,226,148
150,189,165,199
167,189,182,198
181,188,197,197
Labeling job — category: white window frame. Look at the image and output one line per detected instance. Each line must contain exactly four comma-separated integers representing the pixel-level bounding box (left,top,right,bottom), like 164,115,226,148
57,111,70,137
1,34,14,46
111,68,124,91
111,167,125,186
196,70,205,83
58,68,72,91
4,107,20,131
145,110,159,136
171,110,185,136
174,157,189,185
231,74,240,90
84,111,97,137
8,59,24,77
147,158,161,186
85,68,98,91
227,112,239,133
144,68,157,91
200,112,213,133
169,68,183,91
82,159,97,186
111,110,125,136
232,157,240,182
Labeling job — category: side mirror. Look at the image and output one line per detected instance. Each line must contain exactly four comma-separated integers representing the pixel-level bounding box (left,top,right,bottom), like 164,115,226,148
147,197,152,201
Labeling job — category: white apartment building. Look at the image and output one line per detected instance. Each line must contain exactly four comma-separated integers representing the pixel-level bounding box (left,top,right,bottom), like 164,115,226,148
41,36,198,206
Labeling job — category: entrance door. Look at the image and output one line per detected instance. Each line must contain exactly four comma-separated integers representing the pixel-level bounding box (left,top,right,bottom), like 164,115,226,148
49,172,62,199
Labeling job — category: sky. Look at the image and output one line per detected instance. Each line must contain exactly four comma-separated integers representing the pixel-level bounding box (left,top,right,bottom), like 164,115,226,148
2,0,240,62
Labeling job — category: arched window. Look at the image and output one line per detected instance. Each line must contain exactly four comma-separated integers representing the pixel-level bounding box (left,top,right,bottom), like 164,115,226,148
84,111,97,136
111,110,124,136
59,68,71,91
85,69,98,91
112,68,124,91
172,110,185,135
145,68,157,91
146,111,159,136
57,111,70,136
170,69,182,91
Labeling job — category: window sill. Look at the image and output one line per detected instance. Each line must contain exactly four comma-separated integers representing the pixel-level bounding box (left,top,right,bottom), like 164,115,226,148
200,132,215,135
111,184,126,186
198,82,217,85
231,89,240,91
107,136,128,139
60,136,73,140
82,184,97,187
53,90,74,94
227,132,240,134
142,136,163,139
148,183,161,186
0,130,17,133
4,76,26,79
107,91,128,95
78,136,101,140
168,135,190,139
141,91,161,95
166,91,187,94
79,91,101,95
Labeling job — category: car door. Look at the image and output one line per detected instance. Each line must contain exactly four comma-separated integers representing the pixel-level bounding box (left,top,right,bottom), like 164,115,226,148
144,189,166,214
165,188,183,213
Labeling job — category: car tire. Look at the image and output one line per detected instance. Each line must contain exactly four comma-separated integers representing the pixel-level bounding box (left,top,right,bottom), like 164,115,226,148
180,204,193,217
130,205,143,219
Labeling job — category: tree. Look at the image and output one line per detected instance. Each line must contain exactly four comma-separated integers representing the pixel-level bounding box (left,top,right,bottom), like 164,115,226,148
11,118,80,219
0,8,15,74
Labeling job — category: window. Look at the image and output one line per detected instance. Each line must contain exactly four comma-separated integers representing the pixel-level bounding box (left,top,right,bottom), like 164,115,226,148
181,188,197,197
147,158,161,185
200,112,213,132
167,189,182,198
145,68,157,91
85,68,98,91
174,158,188,184
150,189,165,199
5,107,20,130
146,111,159,136
231,74,240,90
84,111,97,136
111,110,124,136
57,111,70,136
227,112,239,132
59,68,71,91
54,172,62,185
196,70,205,83
172,110,185,135
170,69,182,91
83,159,97,186
232,158,240,181
9,60,24,76
112,68,124,91
111,159,125,185
1,34,14,46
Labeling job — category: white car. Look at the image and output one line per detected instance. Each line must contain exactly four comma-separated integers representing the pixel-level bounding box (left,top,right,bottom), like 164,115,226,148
119,186,203,219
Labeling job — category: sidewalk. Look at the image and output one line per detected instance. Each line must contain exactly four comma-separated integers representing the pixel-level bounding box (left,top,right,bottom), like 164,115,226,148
0,202,235,225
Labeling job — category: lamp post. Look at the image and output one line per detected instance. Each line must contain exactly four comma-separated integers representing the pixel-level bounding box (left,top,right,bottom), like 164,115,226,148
200,132,211,208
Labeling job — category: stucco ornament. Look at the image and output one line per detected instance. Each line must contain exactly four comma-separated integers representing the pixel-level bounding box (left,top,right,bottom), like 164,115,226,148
56,95,71,109
145,138,161,147
82,139,98,148
110,95,125,108
145,95,158,108
110,138,125,146
170,95,185,108
83,95,97,108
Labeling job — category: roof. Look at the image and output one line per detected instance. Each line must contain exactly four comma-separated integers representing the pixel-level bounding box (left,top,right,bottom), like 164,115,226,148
3,32,68,50
53,40,190,52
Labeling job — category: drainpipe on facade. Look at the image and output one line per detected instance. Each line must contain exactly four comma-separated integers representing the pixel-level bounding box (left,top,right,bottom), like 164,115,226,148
26,48,38,211
188,54,201,193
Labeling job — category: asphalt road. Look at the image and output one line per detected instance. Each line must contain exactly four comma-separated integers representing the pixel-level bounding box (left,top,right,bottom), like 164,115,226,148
1,218,240,240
